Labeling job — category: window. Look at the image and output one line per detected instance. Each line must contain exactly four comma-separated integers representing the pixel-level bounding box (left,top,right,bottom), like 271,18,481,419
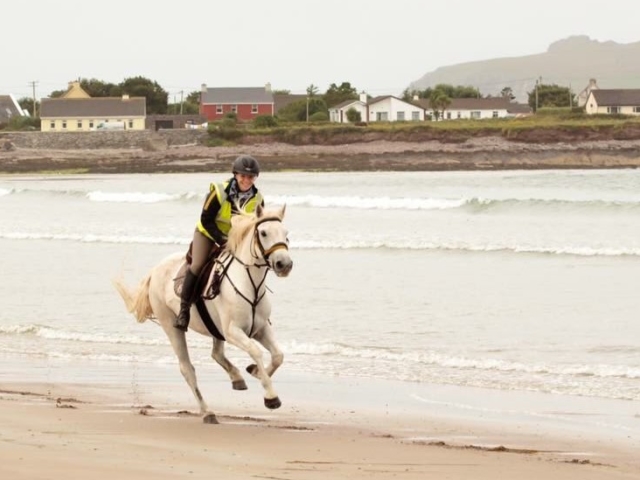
634,107,640,113
50,121,55,129
492,111,499,118
608,106,620,114
89,121,94,129
376,112,388,121
457,112,461,119
411,111,420,121
446,112,451,120
216,105,223,114
128,120,133,129
470,111,481,119
251,104,258,114
62,120,67,129
231,105,238,113
397,111,405,121
77,121,83,129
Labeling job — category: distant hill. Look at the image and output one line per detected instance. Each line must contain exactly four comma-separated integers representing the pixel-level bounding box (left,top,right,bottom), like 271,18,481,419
409,36,640,102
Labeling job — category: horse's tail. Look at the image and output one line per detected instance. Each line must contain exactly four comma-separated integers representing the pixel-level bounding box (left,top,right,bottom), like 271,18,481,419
112,273,154,323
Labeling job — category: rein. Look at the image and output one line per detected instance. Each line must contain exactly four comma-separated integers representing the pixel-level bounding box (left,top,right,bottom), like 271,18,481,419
216,216,289,337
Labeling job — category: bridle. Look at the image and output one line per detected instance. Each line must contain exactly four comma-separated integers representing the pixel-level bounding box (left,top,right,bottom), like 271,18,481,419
214,216,289,337
252,217,289,266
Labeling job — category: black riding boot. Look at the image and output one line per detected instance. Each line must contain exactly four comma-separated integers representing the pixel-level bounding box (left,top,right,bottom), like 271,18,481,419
174,269,198,331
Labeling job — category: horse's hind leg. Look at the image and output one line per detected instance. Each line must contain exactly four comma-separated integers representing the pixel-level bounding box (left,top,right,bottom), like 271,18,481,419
224,324,281,410
161,318,218,424
248,323,283,379
211,339,248,391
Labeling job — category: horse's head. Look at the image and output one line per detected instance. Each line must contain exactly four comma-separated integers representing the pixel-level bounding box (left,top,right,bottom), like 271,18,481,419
254,204,292,277
227,204,293,277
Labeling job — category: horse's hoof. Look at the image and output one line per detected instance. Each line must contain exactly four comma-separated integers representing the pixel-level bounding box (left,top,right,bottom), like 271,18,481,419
202,413,219,424
264,396,281,410
246,364,258,377
232,379,248,391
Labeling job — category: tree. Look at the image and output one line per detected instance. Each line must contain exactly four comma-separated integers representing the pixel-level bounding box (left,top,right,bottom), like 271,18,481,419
119,76,169,114
323,82,358,108
17,97,38,116
306,84,319,122
278,97,328,122
429,89,451,120
419,84,481,100
346,107,361,123
527,83,576,111
272,89,291,95
500,87,515,101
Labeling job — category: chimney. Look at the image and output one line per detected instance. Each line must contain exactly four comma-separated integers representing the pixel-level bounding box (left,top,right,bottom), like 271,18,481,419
201,83,207,93
359,91,367,103
589,78,597,87
413,94,419,101
265,82,272,92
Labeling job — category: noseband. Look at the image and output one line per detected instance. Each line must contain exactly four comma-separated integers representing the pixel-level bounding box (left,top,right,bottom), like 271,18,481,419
253,217,289,264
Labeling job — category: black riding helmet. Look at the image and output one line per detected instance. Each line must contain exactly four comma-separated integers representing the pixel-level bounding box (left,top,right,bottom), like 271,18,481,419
232,155,260,176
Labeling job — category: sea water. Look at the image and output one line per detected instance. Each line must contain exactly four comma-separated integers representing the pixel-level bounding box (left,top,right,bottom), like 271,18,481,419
0,170,638,438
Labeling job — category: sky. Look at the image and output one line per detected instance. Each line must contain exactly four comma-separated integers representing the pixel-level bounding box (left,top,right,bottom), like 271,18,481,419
2,0,639,101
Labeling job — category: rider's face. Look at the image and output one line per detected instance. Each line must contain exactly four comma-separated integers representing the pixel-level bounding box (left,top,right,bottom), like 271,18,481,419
235,173,257,192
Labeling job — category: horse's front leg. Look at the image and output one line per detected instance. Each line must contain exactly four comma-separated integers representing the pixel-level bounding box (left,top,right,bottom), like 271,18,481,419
248,323,283,378
224,324,281,409
211,338,248,391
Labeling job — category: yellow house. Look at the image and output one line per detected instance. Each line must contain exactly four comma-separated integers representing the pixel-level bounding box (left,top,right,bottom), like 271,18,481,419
585,89,640,115
40,82,146,131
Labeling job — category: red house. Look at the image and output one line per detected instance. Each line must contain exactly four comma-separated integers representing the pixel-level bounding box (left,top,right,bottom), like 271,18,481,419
200,84,275,122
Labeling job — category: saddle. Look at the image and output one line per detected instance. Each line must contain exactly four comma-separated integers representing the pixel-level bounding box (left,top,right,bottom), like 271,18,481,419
173,242,224,300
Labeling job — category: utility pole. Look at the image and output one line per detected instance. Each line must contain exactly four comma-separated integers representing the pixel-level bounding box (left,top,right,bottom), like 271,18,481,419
28,80,39,117
180,90,184,115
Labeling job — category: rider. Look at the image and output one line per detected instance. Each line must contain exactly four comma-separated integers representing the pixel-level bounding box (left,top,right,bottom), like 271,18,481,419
174,155,264,331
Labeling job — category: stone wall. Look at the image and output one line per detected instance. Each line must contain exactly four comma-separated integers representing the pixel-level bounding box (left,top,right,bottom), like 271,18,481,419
0,129,208,150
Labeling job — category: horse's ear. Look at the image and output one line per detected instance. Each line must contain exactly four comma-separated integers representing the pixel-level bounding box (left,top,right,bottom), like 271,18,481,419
256,204,264,218
279,204,286,219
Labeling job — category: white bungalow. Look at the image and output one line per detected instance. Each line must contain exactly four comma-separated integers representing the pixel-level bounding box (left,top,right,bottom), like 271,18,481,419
416,98,531,120
328,94,367,123
585,89,640,115
366,95,425,122
329,93,425,123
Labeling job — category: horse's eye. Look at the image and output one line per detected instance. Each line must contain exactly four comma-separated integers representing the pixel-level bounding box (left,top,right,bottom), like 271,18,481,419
260,230,267,237
286,237,289,244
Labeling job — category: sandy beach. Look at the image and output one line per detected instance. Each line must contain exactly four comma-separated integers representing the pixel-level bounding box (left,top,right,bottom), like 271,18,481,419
1,371,639,480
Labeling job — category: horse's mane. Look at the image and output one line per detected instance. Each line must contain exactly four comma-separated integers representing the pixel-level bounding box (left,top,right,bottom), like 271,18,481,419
225,207,283,254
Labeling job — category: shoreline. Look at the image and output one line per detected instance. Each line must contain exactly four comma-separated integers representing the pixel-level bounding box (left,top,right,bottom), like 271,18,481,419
1,369,639,479
2,137,640,173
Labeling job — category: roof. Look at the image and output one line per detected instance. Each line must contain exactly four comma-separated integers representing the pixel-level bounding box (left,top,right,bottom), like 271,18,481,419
40,97,146,118
201,87,274,105
330,99,364,110
590,89,640,106
368,95,423,109
0,95,24,122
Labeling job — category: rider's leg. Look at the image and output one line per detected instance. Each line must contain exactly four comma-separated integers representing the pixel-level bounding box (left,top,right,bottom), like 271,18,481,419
174,230,212,331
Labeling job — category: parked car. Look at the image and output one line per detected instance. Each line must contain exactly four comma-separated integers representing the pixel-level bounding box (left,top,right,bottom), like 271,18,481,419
95,121,126,131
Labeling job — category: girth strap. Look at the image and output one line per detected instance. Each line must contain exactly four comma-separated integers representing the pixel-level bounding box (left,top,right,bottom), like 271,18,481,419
195,298,225,340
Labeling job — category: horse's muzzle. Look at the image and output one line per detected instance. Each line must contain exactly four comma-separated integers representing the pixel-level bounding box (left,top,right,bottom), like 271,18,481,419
273,258,293,277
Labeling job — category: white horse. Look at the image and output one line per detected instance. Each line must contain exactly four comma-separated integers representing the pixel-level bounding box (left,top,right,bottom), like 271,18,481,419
114,205,292,424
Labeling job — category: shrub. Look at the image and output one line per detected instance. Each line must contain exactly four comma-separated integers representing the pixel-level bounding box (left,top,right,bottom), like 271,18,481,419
253,115,278,129
309,111,329,122
224,112,238,123
346,107,361,123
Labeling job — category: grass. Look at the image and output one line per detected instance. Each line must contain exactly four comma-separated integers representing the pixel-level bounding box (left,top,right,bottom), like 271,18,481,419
202,114,640,146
